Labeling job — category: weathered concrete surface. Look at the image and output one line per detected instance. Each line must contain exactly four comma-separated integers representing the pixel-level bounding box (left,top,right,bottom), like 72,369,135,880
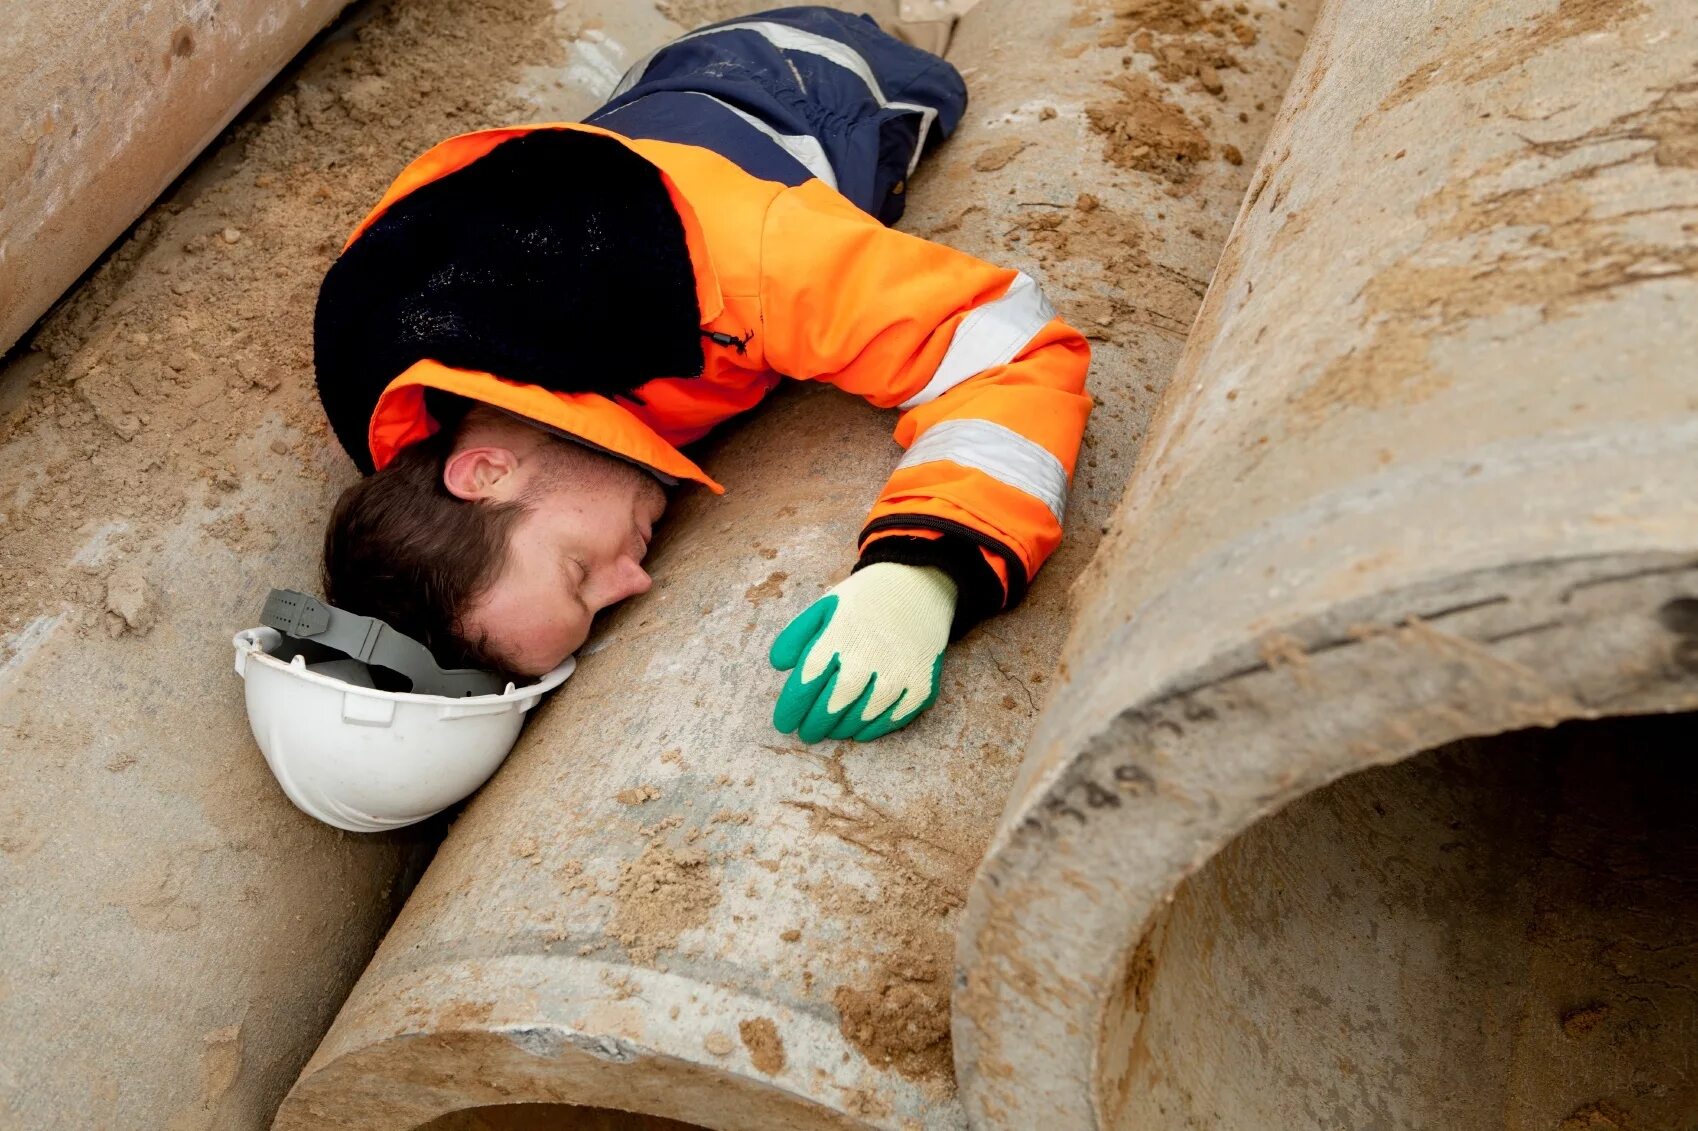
1133,712,1698,1129
955,0,1698,1125
892,0,980,54
0,1,669,1127
273,1,1317,1128
0,0,351,355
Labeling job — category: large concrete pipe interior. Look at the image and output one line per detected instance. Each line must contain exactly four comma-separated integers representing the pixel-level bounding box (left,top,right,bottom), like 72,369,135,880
1101,712,1698,1130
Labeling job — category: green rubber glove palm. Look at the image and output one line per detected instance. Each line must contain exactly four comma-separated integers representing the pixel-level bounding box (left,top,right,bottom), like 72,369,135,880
770,562,956,743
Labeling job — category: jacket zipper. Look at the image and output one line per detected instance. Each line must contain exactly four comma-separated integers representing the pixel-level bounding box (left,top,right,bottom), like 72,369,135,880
701,328,754,354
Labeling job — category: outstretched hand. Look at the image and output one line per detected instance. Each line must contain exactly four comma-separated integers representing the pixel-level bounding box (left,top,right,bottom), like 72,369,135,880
769,563,955,743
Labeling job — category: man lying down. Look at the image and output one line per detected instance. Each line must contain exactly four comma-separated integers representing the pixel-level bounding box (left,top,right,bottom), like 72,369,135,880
307,7,1091,751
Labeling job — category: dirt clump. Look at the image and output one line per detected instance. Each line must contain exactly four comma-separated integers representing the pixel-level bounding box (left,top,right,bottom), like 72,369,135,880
103,565,159,637
972,140,1029,172
738,1016,786,1075
1086,74,1212,183
1013,193,1145,274
833,966,952,1079
1097,0,1258,46
787,751,984,1082
609,838,720,964
1561,1002,1612,1037
743,570,788,605
1558,1101,1632,1130
1142,32,1239,94
838,1086,892,1119
1087,1,1259,99
1008,192,1201,346
203,511,279,554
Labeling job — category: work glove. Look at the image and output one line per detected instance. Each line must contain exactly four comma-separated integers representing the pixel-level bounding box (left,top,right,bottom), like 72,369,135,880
770,562,956,743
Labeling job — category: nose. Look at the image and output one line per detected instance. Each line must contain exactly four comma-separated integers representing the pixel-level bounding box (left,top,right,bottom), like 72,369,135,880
617,558,653,600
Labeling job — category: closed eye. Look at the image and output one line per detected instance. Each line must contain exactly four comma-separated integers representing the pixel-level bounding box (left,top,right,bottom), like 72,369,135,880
568,556,592,609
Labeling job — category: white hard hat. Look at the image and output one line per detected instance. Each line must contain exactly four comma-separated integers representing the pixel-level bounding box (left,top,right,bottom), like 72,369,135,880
233,610,571,833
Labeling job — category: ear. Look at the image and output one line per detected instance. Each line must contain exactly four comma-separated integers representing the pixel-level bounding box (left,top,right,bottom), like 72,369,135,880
443,444,524,503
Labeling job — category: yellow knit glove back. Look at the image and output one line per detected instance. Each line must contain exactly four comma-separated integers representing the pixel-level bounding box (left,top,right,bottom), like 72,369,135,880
770,562,956,743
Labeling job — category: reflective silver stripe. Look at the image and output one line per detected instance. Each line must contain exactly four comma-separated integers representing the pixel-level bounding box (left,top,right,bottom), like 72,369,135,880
680,92,839,189
895,419,1069,523
716,21,891,97
613,20,939,175
618,21,888,100
900,272,1057,409
886,101,939,176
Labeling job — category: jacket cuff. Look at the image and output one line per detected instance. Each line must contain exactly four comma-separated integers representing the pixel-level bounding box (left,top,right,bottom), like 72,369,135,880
854,533,1006,640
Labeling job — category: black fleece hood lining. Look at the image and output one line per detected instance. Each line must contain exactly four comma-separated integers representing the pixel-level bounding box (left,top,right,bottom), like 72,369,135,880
314,129,703,472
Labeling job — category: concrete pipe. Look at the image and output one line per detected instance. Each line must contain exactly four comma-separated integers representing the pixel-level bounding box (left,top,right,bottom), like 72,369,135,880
0,1,685,1127
0,0,354,355
1127,712,1698,1129
273,0,1317,1128
955,0,1698,1126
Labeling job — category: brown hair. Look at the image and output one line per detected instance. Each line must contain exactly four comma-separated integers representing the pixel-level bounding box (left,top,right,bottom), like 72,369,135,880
321,426,526,673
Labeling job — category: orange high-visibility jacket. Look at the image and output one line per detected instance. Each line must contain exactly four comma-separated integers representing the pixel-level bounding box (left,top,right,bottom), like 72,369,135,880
341,123,1090,632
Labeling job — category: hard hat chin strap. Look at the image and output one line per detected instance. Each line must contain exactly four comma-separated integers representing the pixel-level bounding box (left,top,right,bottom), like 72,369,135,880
260,589,507,698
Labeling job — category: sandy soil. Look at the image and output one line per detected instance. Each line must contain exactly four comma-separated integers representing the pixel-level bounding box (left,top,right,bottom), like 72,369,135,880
0,0,598,664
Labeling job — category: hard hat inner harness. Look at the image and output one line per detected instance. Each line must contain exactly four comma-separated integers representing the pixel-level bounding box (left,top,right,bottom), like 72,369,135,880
261,589,508,698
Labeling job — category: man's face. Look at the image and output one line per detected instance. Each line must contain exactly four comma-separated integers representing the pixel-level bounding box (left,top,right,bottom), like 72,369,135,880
450,434,668,676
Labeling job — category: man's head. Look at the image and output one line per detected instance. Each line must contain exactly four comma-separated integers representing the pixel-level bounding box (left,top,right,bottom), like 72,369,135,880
323,406,666,678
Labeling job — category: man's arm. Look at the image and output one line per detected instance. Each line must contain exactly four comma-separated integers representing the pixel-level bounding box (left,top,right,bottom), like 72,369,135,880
758,179,1091,741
